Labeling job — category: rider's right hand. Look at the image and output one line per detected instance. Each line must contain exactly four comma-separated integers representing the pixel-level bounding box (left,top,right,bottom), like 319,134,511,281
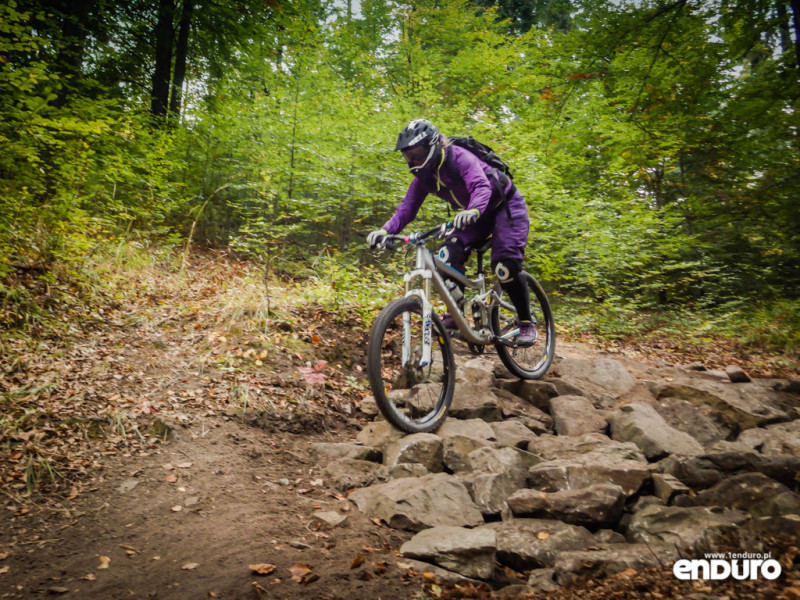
367,228,388,249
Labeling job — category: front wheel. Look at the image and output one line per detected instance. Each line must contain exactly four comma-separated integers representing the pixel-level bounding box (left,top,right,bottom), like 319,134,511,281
491,272,556,380
367,298,455,433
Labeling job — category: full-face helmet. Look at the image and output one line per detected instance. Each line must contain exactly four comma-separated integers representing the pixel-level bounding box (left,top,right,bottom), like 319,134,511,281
395,119,443,177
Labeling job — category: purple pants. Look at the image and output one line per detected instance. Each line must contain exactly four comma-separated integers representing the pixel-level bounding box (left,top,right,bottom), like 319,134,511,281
444,191,529,264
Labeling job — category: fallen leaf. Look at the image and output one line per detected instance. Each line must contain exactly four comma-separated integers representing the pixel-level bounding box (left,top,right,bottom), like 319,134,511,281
618,567,637,578
373,561,388,573
0,566,9,575
358,570,373,581
310,334,322,345
350,554,366,569
249,563,277,575
83,573,96,581
98,556,110,569
422,570,437,582
165,474,178,483
0,552,8,560
181,562,199,570
289,563,318,584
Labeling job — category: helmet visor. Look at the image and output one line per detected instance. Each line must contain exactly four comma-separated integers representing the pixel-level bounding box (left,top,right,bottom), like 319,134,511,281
402,144,436,174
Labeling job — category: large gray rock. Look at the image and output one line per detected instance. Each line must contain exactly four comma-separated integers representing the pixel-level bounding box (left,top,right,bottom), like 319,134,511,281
356,421,404,450
549,395,608,436
495,389,553,434
436,418,496,444
400,526,497,580
528,433,646,462
375,463,429,482
450,383,503,421
653,381,789,431
552,543,680,587
490,419,539,449
468,446,537,488
527,451,651,496
483,519,595,570
310,442,382,463
626,504,750,553
443,435,489,473
659,445,800,489
555,358,637,403
691,472,800,517
527,569,561,593
348,473,484,531
652,397,734,445
457,357,497,388
736,420,800,456
383,433,443,472
651,473,690,504
610,403,705,460
460,471,521,517
507,483,625,527
496,380,559,412
725,365,751,383
402,559,482,584
324,458,380,491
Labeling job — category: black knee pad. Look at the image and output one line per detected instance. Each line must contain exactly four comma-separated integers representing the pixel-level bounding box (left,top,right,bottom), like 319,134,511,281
437,239,467,274
492,259,522,284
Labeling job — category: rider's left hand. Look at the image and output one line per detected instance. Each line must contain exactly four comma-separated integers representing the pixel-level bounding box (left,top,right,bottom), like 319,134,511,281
453,208,480,230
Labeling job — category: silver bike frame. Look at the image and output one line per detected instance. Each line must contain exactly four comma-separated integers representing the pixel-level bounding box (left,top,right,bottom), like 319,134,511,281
403,244,495,367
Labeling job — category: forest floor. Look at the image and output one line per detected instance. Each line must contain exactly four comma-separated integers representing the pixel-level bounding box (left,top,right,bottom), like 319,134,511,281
1,252,798,600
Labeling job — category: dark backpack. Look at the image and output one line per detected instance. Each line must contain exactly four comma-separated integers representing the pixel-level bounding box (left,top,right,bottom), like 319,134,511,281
448,136,514,181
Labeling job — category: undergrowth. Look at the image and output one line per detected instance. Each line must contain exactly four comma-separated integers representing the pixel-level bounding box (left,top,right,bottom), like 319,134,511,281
1,241,798,375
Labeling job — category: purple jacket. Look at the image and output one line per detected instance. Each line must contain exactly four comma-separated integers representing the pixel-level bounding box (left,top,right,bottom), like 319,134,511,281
382,144,513,235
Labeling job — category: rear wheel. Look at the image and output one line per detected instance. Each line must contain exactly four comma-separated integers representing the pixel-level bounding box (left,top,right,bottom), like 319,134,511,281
367,298,455,433
491,272,555,379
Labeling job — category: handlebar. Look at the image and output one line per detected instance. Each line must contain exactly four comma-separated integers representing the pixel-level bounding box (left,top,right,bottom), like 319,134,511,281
379,222,454,249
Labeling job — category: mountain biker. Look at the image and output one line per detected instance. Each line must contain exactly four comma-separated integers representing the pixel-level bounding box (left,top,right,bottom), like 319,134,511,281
367,119,537,347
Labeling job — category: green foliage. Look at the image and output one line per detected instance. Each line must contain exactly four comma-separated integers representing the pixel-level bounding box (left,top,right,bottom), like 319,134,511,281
1,0,798,354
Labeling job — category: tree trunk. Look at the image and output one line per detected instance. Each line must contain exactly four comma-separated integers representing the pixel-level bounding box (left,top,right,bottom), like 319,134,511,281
790,0,800,73
151,0,175,118
54,0,95,105
169,0,194,118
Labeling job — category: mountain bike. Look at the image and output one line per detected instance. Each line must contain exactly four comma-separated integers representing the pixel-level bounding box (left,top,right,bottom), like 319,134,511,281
366,222,555,433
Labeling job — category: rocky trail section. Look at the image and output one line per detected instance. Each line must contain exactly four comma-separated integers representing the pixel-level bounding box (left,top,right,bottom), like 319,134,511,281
317,350,800,595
